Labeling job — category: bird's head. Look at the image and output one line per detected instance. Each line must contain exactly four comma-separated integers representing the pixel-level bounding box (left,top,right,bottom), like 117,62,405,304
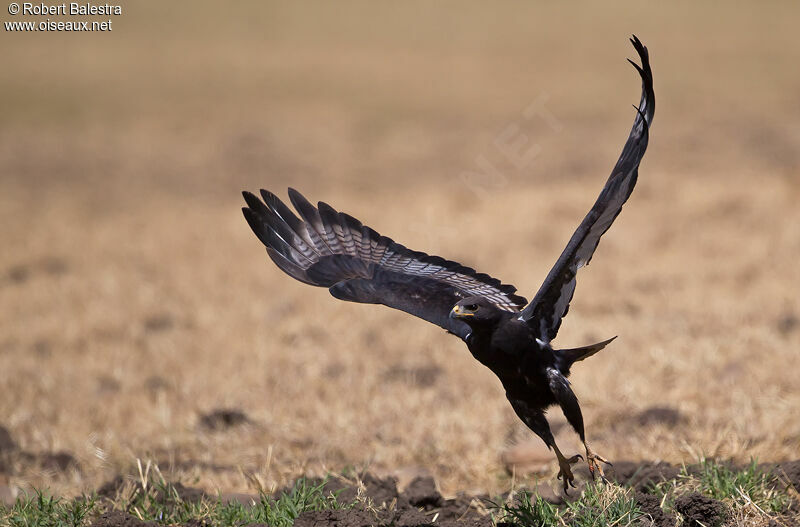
449,296,505,328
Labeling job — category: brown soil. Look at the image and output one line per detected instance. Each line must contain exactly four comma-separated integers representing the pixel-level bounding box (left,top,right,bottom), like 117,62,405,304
633,491,671,527
80,461,800,527
92,511,158,527
674,492,728,527
767,460,800,495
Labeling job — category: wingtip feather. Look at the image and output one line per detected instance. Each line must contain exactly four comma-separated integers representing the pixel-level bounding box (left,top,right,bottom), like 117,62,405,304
242,190,265,211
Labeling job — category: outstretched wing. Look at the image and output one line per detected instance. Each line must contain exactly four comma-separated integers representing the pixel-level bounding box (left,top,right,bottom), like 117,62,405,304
243,188,527,339
519,35,655,342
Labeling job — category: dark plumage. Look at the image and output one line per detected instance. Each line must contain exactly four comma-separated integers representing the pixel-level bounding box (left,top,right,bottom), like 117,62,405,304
242,36,654,492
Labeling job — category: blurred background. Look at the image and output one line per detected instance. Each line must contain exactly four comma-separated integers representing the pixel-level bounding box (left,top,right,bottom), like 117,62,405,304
1,1,799,499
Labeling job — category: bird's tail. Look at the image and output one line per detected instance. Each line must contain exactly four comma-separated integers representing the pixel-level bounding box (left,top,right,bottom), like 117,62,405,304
557,336,617,368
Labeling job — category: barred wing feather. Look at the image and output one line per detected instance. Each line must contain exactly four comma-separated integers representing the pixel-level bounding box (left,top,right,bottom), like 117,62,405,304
243,188,527,339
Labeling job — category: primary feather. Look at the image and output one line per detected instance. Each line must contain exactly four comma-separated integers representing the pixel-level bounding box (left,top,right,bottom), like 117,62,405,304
518,35,654,342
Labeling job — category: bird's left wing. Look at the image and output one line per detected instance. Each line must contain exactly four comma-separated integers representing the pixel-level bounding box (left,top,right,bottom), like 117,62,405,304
243,188,528,339
519,35,655,342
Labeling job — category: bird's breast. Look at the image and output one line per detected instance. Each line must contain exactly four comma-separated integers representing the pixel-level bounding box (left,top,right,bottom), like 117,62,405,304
465,326,552,387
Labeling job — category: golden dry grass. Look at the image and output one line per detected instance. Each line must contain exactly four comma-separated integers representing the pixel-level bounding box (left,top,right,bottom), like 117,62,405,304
1,1,799,501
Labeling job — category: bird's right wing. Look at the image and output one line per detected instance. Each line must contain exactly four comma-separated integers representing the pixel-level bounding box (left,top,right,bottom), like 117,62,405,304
243,189,528,339
519,36,655,342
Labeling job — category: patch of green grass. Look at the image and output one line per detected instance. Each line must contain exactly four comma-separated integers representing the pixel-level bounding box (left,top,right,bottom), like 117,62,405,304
1,491,98,527
256,477,350,527
496,483,643,527
567,483,643,527
694,458,788,513
0,473,351,527
495,490,560,527
653,457,789,515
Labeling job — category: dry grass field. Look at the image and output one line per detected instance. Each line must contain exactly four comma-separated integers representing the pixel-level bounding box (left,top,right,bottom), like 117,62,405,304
2,1,799,504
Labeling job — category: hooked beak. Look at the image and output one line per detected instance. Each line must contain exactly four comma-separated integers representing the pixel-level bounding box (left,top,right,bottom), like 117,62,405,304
450,305,473,319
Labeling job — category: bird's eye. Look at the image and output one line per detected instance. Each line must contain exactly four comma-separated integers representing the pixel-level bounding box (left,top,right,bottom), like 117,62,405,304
466,304,479,311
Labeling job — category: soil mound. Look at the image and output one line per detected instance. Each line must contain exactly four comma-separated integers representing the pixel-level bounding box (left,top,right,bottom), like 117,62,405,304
674,492,727,527
199,409,250,431
0,426,17,454
92,511,158,527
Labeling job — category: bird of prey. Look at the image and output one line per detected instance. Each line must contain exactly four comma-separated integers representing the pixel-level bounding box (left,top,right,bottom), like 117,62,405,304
242,36,654,492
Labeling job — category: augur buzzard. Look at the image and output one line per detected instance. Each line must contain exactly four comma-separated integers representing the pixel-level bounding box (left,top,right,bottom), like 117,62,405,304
243,36,654,492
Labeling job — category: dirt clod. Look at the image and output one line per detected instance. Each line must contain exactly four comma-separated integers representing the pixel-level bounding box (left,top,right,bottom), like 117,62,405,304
634,491,670,527
635,406,686,427
5,258,69,285
404,475,442,508
674,492,728,527
6,265,29,284
97,476,128,500
39,451,78,473
386,508,432,527
294,509,379,527
199,409,250,431
436,492,490,523
359,473,401,506
0,426,17,453
143,314,175,333
777,312,799,335
33,339,52,357
166,482,207,503
778,460,800,493
294,508,435,527
336,473,401,507
91,511,157,527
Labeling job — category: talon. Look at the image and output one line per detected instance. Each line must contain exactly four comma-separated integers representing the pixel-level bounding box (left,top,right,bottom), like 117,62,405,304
584,446,611,482
592,452,611,464
556,455,578,495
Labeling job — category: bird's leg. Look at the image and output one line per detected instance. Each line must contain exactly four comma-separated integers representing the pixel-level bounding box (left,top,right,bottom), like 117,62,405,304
545,368,612,484
583,441,612,481
508,397,583,494
553,442,583,492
